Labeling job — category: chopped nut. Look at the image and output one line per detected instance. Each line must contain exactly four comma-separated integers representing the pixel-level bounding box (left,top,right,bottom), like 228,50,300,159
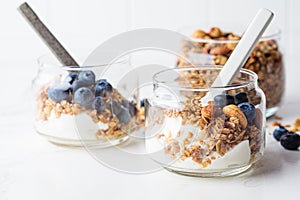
210,46,230,55
223,105,247,129
178,27,284,109
192,29,206,38
216,140,226,156
287,118,300,132
222,128,231,134
271,121,281,127
201,101,213,119
164,139,180,157
209,27,222,38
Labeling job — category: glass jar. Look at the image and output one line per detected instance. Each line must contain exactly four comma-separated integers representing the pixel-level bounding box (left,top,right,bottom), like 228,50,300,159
32,55,144,148
177,26,284,118
145,66,266,177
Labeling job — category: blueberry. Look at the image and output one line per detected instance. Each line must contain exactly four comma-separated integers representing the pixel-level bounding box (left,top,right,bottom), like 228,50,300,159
74,87,94,107
48,88,70,102
280,133,300,150
71,80,89,92
71,80,83,92
214,94,235,108
111,100,123,115
63,72,78,85
273,126,288,141
234,92,249,105
77,70,95,86
69,72,78,79
122,99,137,117
238,102,256,123
92,96,106,113
122,100,136,117
94,79,113,97
128,102,137,117
140,99,145,107
121,99,129,108
117,108,131,124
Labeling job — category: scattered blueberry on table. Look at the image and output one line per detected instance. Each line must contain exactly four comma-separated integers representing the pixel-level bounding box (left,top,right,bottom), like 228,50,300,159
272,125,300,150
273,126,288,141
280,133,300,150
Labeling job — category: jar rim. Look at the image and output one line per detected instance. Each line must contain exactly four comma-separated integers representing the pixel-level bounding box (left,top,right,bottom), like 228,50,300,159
37,54,129,71
179,25,281,44
153,66,258,91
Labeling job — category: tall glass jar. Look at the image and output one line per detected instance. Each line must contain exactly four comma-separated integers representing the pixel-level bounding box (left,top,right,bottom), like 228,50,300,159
145,66,266,177
32,55,144,148
177,26,284,118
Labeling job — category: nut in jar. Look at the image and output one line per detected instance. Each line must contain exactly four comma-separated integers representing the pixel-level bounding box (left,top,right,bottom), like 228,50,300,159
146,67,266,177
177,26,284,118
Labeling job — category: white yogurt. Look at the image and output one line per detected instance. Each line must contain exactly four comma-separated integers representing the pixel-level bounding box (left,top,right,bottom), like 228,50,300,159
35,111,109,140
146,116,251,169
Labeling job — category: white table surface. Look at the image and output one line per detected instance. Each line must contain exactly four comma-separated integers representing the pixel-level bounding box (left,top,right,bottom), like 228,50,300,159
1,0,300,199
1,63,300,200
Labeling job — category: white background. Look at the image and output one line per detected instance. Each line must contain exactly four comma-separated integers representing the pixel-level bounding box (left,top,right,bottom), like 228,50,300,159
1,0,300,104
1,0,300,200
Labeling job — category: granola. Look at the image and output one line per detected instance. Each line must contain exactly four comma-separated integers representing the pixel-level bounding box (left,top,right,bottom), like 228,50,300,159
178,27,284,110
158,95,263,168
36,86,143,140
271,118,300,133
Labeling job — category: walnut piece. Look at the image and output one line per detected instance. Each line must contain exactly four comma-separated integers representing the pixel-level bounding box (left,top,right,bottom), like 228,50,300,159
223,105,248,129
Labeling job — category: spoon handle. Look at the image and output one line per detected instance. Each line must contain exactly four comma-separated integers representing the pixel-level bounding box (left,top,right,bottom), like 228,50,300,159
19,2,79,66
212,8,274,87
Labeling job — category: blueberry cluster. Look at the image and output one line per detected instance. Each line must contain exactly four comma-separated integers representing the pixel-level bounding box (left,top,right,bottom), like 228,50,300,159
47,70,136,124
273,126,300,150
214,92,256,123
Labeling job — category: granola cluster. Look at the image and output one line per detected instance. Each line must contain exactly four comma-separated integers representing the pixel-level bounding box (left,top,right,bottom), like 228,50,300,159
160,98,263,168
36,86,144,139
175,69,262,106
178,27,284,109
272,118,300,133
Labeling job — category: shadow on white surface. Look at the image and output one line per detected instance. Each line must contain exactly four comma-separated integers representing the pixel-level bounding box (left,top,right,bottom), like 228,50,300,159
239,136,299,178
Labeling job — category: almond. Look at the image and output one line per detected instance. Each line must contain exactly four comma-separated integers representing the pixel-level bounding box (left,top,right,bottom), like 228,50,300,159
210,46,230,55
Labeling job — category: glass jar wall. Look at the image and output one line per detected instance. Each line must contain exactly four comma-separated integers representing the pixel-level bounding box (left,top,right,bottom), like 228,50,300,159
177,26,284,118
145,66,266,177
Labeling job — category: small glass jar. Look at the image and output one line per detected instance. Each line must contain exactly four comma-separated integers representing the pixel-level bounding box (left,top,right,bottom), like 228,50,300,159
177,26,284,118
32,55,144,148
145,66,266,177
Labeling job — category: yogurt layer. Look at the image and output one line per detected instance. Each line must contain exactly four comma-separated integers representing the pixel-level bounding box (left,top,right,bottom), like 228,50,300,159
35,111,109,140
146,116,251,169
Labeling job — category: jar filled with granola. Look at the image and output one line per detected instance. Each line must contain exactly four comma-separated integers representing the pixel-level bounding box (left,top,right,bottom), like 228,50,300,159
145,66,266,177
32,55,144,147
177,26,284,118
